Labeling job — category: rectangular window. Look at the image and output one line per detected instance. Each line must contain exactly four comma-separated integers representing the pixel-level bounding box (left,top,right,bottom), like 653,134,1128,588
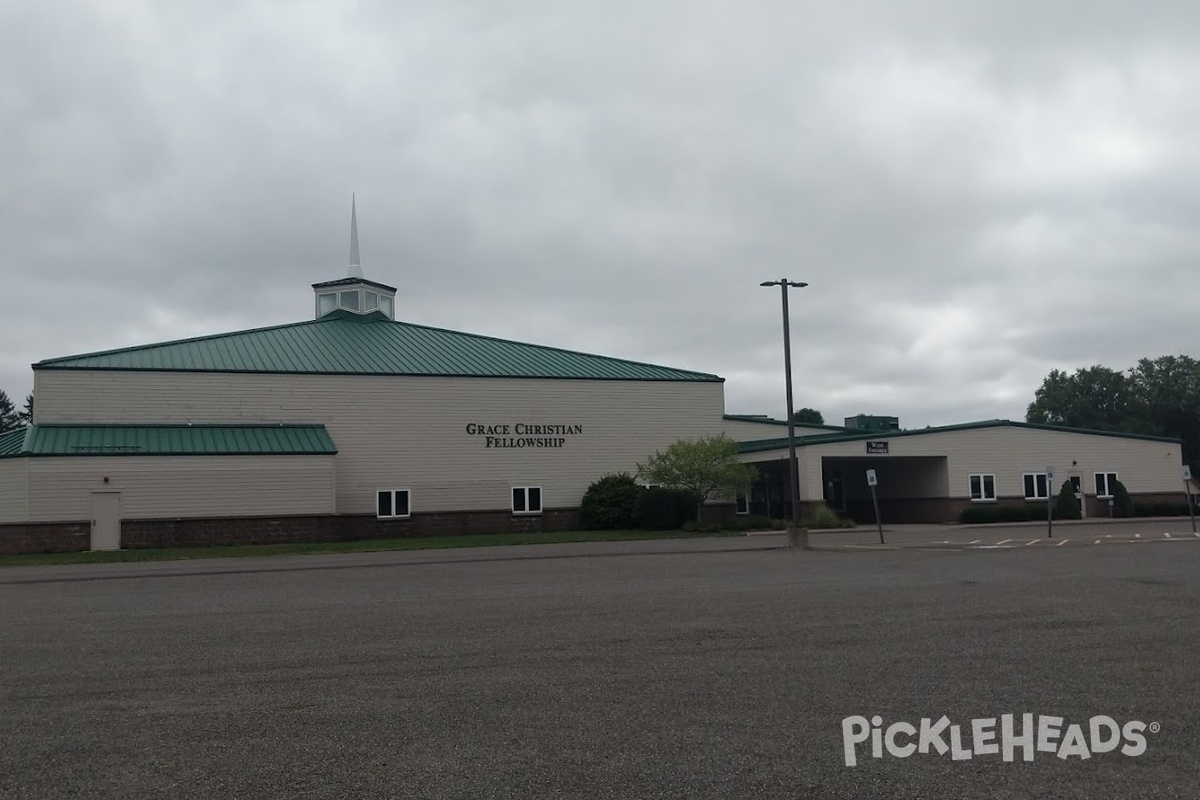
969,474,996,502
376,489,411,519
735,493,749,515
317,293,337,315
365,291,379,311
1094,472,1119,498
340,290,360,311
379,295,394,318
1022,473,1049,500
512,486,543,515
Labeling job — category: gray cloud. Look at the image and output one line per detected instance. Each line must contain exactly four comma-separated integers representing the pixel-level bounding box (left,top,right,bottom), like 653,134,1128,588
3,1,1198,430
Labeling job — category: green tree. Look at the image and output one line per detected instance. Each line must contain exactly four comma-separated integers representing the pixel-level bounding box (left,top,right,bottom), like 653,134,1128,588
1128,355,1200,471
636,435,757,522
1026,356,1200,471
17,393,33,426
1026,366,1149,433
0,390,20,433
793,408,825,425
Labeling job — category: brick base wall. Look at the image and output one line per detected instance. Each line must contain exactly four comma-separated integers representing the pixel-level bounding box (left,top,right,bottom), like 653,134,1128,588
0,508,584,554
0,522,90,555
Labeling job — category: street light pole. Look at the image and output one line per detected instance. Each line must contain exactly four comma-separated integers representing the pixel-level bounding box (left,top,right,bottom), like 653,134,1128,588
761,279,809,549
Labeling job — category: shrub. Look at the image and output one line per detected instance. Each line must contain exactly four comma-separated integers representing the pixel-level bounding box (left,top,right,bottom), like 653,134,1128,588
805,504,855,529
633,487,695,530
1053,481,1082,520
579,473,644,530
961,504,1049,524
1132,502,1191,517
1111,479,1135,518
724,515,786,532
960,506,1001,524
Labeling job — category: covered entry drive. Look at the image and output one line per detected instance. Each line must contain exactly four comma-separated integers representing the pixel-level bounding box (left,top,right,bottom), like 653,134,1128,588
821,456,949,524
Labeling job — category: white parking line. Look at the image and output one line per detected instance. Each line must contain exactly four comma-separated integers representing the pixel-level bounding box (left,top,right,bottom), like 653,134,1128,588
1135,533,1142,539
997,539,1013,545
1056,539,1069,546
970,539,981,544
1093,539,1101,545
1025,539,1039,546
1164,532,1172,539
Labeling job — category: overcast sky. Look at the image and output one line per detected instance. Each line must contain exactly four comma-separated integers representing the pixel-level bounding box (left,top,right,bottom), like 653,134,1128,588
3,1,1197,427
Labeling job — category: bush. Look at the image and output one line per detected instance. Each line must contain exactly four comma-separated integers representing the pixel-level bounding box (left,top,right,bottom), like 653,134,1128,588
579,473,644,530
682,515,787,534
633,487,695,530
1111,479,1135,518
960,506,1001,524
805,504,856,529
1053,481,1082,520
724,515,787,532
1132,501,1191,517
960,504,1048,524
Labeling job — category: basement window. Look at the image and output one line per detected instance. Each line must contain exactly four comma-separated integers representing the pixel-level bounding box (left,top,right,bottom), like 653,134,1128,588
1094,472,1119,498
1022,473,1049,501
969,474,996,502
376,489,411,519
512,486,543,515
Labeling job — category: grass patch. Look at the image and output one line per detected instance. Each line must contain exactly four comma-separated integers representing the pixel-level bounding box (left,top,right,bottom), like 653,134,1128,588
0,529,747,568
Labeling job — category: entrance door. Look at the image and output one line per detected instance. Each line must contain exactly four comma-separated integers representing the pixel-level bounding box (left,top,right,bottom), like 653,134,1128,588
90,492,122,551
824,469,846,512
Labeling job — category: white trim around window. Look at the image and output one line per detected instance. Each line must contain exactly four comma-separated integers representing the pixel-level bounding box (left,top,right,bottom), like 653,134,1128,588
1094,472,1119,499
735,493,749,515
376,489,411,519
512,486,543,515
1022,473,1050,500
968,474,997,502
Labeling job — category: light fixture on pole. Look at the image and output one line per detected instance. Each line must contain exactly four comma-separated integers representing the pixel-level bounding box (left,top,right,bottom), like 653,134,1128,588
760,279,809,549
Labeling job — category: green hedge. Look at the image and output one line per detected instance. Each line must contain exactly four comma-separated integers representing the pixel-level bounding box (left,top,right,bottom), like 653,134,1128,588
633,487,695,530
1132,502,1193,517
682,516,786,534
959,504,1049,524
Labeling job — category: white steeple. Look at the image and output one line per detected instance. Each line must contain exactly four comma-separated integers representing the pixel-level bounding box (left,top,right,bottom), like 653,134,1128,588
348,193,363,279
311,195,397,320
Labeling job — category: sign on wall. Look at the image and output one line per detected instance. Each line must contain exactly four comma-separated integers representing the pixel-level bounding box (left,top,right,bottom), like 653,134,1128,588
866,441,889,454
465,422,583,449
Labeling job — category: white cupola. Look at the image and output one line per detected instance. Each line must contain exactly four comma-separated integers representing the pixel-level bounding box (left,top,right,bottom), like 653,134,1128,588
312,195,397,320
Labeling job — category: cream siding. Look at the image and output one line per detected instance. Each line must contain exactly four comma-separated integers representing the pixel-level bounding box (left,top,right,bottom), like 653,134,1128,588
0,460,30,523
25,455,335,522
742,426,1182,501
34,371,727,514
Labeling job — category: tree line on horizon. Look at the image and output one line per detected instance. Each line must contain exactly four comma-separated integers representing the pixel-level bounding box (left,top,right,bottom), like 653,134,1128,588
1025,355,1199,471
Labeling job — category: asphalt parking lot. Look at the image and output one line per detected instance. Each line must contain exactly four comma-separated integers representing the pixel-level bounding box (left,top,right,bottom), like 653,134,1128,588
2,528,1197,799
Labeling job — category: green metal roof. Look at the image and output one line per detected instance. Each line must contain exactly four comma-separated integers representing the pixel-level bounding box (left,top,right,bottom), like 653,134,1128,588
35,310,722,382
0,427,29,457
0,425,337,458
722,414,846,432
737,419,1180,454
